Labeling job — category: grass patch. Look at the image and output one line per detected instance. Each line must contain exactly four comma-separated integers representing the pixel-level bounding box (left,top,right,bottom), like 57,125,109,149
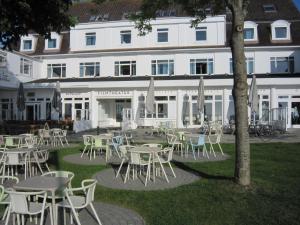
47,143,300,225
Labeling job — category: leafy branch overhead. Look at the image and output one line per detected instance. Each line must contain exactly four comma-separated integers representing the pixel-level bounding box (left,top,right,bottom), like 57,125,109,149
0,0,76,49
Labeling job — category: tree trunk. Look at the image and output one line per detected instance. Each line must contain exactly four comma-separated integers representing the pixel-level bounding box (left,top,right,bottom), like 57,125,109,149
229,1,251,186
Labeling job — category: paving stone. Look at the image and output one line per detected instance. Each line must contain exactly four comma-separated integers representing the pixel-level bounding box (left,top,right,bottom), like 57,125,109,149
0,202,145,225
63,153,121,165
94,167,201,191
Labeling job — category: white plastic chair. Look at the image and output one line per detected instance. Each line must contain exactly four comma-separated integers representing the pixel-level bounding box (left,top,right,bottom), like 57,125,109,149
208,127,224,156
0,175,19,221
154,147,176,178
5,189,53,225
81,135,93,158
2,150,29,179
166,134,183,156
56,179,102,225
61,130,69,145
115,145,134,178
124,150,152,186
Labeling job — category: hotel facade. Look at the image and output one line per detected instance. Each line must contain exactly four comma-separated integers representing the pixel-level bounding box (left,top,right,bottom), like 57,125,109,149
0,0,300,131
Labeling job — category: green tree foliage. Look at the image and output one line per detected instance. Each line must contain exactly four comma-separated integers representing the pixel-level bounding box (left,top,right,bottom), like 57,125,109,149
0,0,76,49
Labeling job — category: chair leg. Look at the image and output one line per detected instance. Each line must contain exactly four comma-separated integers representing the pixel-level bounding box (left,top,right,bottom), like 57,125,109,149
81,145,87,157
124,164,130,183
218,143,224,155
168,162,176,178
89,203,103,225
39,207,45,225
116,159,124,178
4,205,11,225
191,146,196,160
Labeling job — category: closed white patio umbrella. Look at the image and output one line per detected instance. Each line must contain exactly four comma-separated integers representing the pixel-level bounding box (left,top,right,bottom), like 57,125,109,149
16,82,25,120
249,74,259,124
197,76,205,124
52,81,62,120
145,77,155,114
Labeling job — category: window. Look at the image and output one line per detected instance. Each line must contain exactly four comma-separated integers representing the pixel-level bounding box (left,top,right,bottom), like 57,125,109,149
47,39,57,48
230,57,254,74
120,30,131,44
196,27,207,41
190,59,214,75
85,33,96,46
270,57,294,73
80,62,100,77
271,20,290,41
263,4,276,13
244,28,254,40
157,103,168,118
157,28,168,42
114,61,136,76
275,27,287,39
151,60,174,75
47,64,66,78
23,40,32,50
20,58,32,76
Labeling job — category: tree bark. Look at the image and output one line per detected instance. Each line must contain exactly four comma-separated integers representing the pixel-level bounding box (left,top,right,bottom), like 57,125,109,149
228,0,251,186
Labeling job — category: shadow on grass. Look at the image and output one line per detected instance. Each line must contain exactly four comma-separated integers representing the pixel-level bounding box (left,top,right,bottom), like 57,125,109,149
172,160,234,181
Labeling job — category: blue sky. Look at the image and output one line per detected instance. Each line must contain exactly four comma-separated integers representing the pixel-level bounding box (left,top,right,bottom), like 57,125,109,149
294,0,300,10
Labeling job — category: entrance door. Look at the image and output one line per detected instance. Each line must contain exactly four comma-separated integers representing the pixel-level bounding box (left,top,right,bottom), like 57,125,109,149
26,105,34,120
115,99,131,125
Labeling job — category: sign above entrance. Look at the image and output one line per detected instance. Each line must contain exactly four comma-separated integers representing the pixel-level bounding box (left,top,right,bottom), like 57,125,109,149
97,90,132,96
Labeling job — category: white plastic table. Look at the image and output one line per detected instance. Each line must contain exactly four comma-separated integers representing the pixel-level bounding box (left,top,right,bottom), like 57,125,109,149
14,176,70,225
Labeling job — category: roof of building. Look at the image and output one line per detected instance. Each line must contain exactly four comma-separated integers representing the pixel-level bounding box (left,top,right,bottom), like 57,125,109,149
21,0,300,56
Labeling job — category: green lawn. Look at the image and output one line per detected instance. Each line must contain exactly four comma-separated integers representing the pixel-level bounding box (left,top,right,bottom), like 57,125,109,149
50,143,300,225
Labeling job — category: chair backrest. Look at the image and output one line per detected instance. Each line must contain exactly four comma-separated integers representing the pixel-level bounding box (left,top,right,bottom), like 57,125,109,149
81,179,97,204
197,134,205,145
160,147,173,162
92,136,103,148
7,189,47,214
83,135,93,145
42,170,74,181
4,136,20,148
62,130,67,137
119,145,134,158
5,151,28,165
129,151,151,165
24,136,36,148
166,134,177,146
142,143,162,148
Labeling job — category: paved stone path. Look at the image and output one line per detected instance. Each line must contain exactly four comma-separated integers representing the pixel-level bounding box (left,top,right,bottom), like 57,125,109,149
1,202,145,225
94,167,201,191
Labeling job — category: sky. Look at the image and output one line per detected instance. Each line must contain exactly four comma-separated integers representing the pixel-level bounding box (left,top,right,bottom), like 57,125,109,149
294,0,300,10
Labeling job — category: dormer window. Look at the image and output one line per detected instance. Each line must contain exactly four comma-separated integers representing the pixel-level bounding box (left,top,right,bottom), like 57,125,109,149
271,20,291,41
196,27,207,41
44,33,61,51
244,21,258,42
23,40,32,50
47,39,57,48
86,32,96,46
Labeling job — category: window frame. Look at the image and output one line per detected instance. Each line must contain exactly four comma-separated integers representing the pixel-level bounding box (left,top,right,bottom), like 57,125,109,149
270,57,294,74
271,20,291,41
120,30,132,44
79,62,100,77
151,59,174,76
190,58,214,75
195,27,207,41
23,40,33,51
47,63,67,78
157,28,169,43
114,61,136,76
85,32,96,46
20,58,33,76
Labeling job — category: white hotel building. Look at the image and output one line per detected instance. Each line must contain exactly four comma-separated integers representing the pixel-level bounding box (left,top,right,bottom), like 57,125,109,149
0,0,300,131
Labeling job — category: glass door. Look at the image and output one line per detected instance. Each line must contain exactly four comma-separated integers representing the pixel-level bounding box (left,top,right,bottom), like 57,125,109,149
291,102,300,126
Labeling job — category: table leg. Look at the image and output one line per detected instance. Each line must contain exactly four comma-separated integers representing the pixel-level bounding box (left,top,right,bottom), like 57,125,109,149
152,153,155,182
52,190,57,225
